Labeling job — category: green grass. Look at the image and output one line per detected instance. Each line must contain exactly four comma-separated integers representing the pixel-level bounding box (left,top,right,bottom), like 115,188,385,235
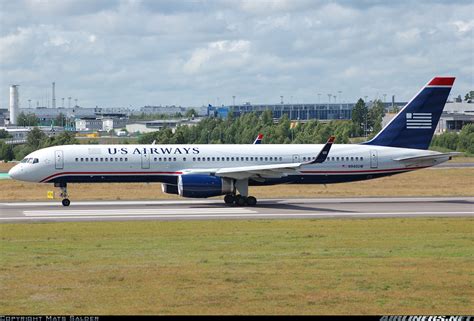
1,218,473,315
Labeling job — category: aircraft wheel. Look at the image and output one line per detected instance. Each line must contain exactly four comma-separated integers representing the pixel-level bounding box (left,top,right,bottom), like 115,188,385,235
62,198,71,207
247,196,257,206
224,194,235,205
236,195,247,207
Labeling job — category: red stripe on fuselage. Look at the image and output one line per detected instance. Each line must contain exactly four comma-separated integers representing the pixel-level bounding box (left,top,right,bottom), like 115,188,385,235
40,171,183,183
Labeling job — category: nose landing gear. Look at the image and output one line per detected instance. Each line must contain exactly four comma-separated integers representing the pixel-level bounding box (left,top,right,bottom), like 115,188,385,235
54,182,70,207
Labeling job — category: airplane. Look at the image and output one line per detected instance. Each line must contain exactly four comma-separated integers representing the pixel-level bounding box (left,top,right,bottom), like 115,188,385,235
9,76,459,207
253,133,264,144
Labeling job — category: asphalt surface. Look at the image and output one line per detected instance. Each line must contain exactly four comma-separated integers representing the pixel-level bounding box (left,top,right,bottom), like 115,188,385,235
0,197,472,223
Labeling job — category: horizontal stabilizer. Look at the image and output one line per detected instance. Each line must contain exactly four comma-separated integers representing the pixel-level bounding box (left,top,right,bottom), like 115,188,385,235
394,152,461,162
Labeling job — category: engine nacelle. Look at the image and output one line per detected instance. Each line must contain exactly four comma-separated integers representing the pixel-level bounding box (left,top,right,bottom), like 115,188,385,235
178,174,234,198
162,183,179,195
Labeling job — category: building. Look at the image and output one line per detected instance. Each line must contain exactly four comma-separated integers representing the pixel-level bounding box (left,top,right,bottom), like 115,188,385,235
75,118,104,131
126,118,202,134
0,126,65,145
211,101,407,121
437,102,474,132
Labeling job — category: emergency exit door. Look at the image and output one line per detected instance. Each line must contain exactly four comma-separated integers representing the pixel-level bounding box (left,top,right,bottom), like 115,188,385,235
55,150,64,169
370,150,378,168
141,153,150,169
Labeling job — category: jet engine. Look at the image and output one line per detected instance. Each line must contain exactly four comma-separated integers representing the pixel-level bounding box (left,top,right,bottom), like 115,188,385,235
177,174,234,198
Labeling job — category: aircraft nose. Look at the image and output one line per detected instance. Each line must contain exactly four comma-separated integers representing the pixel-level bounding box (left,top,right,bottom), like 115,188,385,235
8,164,21,180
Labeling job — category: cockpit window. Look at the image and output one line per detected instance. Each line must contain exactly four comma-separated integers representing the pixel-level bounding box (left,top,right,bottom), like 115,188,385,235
20,158,39,164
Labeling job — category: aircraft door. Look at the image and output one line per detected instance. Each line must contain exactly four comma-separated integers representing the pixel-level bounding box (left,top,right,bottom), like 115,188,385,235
292,154,300,163
141,153,150,169
55,150,64,170
370,150,378,168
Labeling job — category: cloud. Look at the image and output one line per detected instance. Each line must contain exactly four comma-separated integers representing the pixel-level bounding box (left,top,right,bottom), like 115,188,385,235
0,0,472,108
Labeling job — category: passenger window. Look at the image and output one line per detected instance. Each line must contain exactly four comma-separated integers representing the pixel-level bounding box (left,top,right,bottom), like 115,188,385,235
85,158,89,162
100,158,103,162
260,157,263,161
279,157,282,161
75,158,79,162
115,158,118,162
183,157,186,162
336,157,339,161
120,158,123,161
197,157,200,161
193,157,196,161
246,157,249,161
212,157,215,161
226,157,230,161
355,157,358,161
231,157,234,161
105,158,108,162
95,158,99,162
361,157,364,161
173,157,176,161
351,157,354,161
81,158,84,162
125,158,128,161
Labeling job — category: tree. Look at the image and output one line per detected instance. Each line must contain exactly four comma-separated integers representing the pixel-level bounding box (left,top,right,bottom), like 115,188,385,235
17,112,40,127
26,127,47,149
185,108,197,118
351,98,367,137
0,129,11,139
0,141,14,161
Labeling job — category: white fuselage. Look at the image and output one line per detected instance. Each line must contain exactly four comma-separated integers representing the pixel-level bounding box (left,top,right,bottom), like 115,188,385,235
8,143,449,185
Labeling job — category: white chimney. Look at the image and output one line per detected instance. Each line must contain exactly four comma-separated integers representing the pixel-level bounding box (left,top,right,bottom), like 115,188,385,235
9,85,19,125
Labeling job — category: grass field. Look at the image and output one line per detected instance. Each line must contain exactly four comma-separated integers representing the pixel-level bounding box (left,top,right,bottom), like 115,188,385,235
0,167,472,201
0,218,472,315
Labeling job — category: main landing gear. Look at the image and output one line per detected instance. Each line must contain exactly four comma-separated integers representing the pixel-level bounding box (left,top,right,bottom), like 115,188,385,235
55,182,70,206
224,178,257,206
224,194,257,207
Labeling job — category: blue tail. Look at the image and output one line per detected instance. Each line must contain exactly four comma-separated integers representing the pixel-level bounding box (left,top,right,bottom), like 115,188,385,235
363,77,455,150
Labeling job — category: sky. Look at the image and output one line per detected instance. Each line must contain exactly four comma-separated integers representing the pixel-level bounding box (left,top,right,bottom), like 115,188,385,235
0,0,473,109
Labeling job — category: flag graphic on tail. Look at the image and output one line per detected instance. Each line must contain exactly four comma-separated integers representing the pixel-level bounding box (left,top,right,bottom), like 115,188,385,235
406,112,432,129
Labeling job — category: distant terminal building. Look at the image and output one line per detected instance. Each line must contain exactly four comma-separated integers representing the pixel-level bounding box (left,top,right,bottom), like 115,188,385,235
437,102,474,132
210,101,407,121
134,105,207,117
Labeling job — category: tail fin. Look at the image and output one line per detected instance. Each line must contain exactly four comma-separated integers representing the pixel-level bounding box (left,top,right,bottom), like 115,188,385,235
253,133,263,144
363,76,455,150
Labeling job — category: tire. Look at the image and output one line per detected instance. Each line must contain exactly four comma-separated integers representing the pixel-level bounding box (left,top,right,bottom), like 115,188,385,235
62,199,70,207
236,196,247,206
247,196,257,206
224,194,235,205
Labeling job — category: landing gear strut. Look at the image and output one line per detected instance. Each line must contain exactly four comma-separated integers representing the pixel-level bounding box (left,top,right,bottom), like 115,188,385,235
55,182,70,207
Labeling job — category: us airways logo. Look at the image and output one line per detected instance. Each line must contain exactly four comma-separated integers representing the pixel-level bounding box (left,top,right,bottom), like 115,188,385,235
108,147,200,155
406,112,432,129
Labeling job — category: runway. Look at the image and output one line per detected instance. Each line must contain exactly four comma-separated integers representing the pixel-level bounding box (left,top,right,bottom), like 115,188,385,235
0,197,472,223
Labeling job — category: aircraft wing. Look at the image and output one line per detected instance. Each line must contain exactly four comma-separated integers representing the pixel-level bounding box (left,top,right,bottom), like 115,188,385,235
182,136,335,180
393,152,461,163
